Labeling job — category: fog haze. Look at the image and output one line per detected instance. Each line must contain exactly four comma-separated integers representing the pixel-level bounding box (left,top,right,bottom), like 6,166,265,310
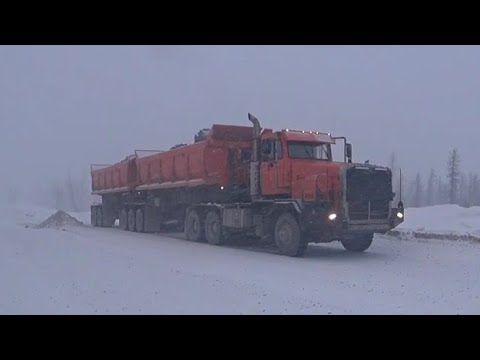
1,45,479,205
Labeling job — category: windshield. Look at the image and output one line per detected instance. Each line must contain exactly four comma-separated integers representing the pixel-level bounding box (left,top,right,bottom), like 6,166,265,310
288,142,332,161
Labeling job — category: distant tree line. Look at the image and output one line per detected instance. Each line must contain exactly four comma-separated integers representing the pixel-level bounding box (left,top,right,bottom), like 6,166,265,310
4,150,477,212
389,149,480,208
3,168,95,212
49,170,95,212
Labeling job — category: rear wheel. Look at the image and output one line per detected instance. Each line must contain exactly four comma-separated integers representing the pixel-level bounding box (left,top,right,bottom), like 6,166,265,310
119,209,128,231
341,234,374,252
136,208,144,233
128,209,136,232
96,207,103,227
91,208,97,227
185,209,205,242
205,210,223,245
274,213,307,257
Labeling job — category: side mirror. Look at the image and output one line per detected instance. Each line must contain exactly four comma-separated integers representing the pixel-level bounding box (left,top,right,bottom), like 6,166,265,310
345,143,352,163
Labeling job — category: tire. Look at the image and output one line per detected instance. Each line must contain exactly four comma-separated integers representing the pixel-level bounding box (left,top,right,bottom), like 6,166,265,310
185,209,205,242
119,209,128,231
136,208,144,233
274,212,307,257
341,234,374,252
91,208,97,227
128,209,136,232
97,207,103,227
205,210,223,245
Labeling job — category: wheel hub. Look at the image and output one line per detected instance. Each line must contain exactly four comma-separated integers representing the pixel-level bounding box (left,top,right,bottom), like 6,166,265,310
277,223,292,246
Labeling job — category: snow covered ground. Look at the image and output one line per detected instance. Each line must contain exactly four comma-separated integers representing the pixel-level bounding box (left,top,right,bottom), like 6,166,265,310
1,204,480,314
398,205,480,238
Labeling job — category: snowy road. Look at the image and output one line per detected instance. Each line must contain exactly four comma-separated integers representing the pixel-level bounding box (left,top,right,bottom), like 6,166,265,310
1,207,480,314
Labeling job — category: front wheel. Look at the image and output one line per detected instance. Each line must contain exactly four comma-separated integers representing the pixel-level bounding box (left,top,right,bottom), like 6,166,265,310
341,234,374,252
274,213,307,257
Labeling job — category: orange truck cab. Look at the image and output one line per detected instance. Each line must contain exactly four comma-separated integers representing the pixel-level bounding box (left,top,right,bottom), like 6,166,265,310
256,127,404,244
260,129,404,242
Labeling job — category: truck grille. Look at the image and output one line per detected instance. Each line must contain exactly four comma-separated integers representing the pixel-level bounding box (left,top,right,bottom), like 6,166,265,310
346,166,393,221
348,200,390,220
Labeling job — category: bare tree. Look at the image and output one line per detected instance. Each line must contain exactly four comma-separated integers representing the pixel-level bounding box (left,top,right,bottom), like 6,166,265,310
65,171,78,212
436,177,447,205
447,148,461,204
426,169,436,206
63,169,93,212
51,182,65,210
469,173,480,207
459,173,468,207
78,171,93,211
414,172,424,208
404,173,417,208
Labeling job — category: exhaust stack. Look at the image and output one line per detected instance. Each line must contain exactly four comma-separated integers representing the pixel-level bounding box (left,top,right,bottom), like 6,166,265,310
248,113,261,201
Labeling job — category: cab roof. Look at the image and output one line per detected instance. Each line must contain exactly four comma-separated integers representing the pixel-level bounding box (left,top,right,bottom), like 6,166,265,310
282,129,336,144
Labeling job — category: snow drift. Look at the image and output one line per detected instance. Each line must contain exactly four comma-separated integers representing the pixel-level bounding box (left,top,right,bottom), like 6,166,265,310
395,204,480,240
36,210,84,229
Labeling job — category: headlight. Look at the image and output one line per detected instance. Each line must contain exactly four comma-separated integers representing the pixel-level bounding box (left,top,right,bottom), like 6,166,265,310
328,213,337,221
396,212,404,219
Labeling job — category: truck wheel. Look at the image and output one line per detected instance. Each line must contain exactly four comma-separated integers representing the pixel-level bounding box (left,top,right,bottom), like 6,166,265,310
136,208,144,233
274,213,307,257
185,209,205,242
119,209,128,231
341,234,374,252
128,209,136,232
97,208,103,227
205,210,223,246
91,208,97,227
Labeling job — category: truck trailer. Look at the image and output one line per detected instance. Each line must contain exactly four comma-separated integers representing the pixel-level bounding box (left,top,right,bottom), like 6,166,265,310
90,114,404,257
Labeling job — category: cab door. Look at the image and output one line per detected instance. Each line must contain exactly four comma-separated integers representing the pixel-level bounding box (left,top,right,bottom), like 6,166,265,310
260,134,287,196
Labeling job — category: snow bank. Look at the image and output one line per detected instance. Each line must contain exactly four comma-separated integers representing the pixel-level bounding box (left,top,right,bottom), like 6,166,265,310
397,205,480,237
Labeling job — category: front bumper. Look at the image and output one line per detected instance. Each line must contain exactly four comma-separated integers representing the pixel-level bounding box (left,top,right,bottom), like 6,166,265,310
340,207,404,234
301,204,405,238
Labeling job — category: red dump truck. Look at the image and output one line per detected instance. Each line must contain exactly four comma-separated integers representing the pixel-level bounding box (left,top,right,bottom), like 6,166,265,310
91,114,404,257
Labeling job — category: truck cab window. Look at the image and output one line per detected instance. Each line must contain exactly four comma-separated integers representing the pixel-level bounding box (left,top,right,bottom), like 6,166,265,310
261,139,284,161
261,140,275,161
288,142,332,161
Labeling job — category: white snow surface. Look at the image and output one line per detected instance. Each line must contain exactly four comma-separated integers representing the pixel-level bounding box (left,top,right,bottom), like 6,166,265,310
398,205,480,237
1,204,480,314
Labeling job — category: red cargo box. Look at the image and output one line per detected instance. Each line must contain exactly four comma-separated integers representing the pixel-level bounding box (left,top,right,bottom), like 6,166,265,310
91,155,137,194
134,125,254,191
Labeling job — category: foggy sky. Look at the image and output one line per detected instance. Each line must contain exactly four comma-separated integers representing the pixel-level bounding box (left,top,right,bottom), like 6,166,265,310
1,45,480,198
